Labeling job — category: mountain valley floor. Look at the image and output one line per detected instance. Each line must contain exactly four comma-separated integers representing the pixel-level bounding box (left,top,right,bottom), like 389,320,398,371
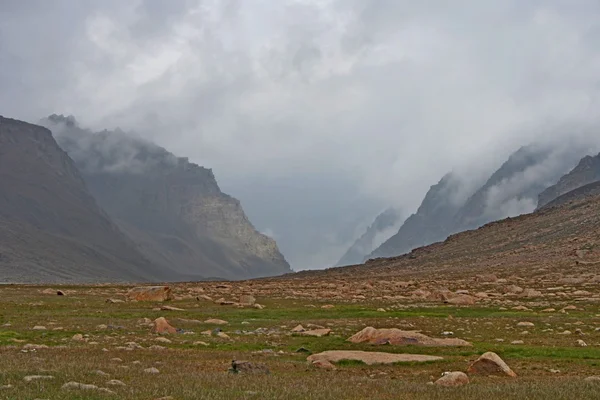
1,266,600,400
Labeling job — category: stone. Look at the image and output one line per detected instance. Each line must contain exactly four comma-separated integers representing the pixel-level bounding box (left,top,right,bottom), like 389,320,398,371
291,324,305,333
239,295,256,306
467,352,517,377
348,327,472,347
24,375,54,383
126,286,173,302
307,350,442,365
155,337,172,343
144,367,160,374
444,294,477,305
297,328,331,337
229,360,270,375
32,326,46,330
577,339,588,347
160,305,184,311
106,379,126,386
152,317,177,334
521,288,542,298
61,382,99,391
217,332,231,339
72,333,84,341
584,376,600,382
434,371,470,387
204,319,228,325
516,322,534,327
106,298,124,304
311,359,337,370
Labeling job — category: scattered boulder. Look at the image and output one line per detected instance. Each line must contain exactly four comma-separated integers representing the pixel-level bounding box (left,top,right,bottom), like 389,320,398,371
444,294,477,305
204,319,228,325
229,360,270,375
160,305,184,311
311,359,336,370
106,380,126,387
152,317,177,335
239,295,256,306
348,327,472,347
291,325,305,333
307,350,442,365
126,286,173,302
516,322,534,327
584,376,600,382
144,367,160,374
297,328,331,337
467,352,517,377
56,290,65,296
434,371,469,387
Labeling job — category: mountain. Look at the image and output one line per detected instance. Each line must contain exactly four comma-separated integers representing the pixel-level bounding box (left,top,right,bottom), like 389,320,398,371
540,181,600,210
368,143,589,261
369,173,468,259
537,153,600,209
336,207,403,267
43,115,291,280
290,183,600,282
0,116,165,283
452,144,584,232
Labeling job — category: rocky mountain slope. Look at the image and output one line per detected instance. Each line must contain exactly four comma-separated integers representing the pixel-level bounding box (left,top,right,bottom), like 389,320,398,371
336,207,403,266
537,153,600,209
369,173,468,260
368,144,589,261
44,115,290,280
0,116,165,283
290,185,600,282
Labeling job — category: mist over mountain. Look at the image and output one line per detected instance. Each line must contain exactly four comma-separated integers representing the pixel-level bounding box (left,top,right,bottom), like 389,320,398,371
42,115,291,280
336,207,404,267
537,153,600,209
368,140,597,261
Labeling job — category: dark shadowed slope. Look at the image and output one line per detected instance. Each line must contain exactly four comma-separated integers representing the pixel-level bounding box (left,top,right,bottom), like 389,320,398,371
368,172,469,260
44,115,291,280
537,153,600,209
0,116,165,283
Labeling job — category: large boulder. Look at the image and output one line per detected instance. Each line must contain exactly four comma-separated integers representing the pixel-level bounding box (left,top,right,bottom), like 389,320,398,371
126,286,173,302
348,327,472,347
307,350,442,365
467,352,517,377
434,371,470,387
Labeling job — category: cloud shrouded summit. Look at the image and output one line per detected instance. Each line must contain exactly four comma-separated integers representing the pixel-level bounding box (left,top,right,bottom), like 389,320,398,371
2,0,600,269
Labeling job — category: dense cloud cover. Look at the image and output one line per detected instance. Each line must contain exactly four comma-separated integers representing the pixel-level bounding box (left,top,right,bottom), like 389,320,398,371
2,1,600,269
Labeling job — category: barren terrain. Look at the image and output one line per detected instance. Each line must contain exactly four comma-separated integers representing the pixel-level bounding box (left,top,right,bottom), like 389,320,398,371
2,194,600,399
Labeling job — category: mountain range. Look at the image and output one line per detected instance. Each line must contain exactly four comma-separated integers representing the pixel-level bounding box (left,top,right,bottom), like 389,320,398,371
339,142,599,265
0,115,290,283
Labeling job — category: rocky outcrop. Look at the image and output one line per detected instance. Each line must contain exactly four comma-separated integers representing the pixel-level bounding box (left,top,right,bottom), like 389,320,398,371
467,352,517,377
537,153,600,208
0,116,165,283
307,351,442,365
44,115,290,280
336,207,403,266
347,327,472,347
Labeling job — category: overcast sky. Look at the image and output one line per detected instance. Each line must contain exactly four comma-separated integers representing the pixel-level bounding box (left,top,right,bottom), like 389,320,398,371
2,1,600,270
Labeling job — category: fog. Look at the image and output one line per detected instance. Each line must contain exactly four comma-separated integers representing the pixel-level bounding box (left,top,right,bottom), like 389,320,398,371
2,1,600,269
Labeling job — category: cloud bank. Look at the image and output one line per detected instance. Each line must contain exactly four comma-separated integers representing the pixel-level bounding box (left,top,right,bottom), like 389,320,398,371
2,1,600,269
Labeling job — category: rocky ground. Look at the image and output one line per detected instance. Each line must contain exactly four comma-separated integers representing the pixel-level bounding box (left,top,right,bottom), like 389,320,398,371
0,275,599,400
2,188,600,399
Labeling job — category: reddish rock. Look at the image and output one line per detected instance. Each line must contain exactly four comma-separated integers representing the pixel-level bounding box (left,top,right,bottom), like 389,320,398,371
467,352,517,377
152,317,177,334
126,286,173,302
348,327,472,347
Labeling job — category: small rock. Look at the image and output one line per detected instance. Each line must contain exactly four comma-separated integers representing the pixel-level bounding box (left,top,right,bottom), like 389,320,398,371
160,305,185,311
516,322,534,327
434,371,469,387
24,375,54,383
229,360,270,375
144,367,160,374
32,326,46,330
106,379,126,386
239,295,256,306
204,319,228,325
577,339,588,347
72,334,84,341
152,317,177,334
